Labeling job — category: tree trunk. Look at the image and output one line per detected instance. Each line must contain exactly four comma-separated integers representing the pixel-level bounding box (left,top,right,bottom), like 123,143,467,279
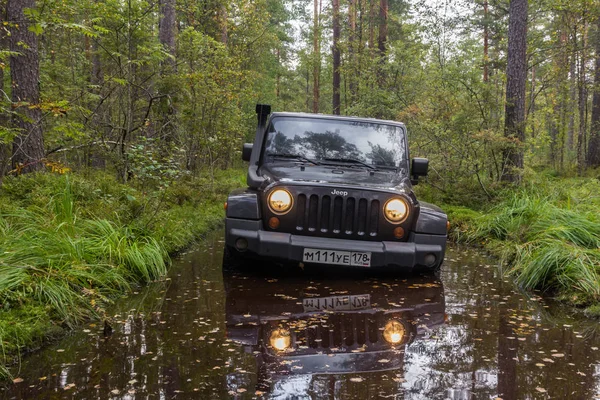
577,21,588,173
587,16,600,168
276,47,281,99
378,0,388,58
332,0,340,115
348,0,356,102
483,0,489,83
568,42,576,151
8,0,45,173
159,0,176,68
368,0,375,50
0,2,9,182
529,65,535,138
501,0,528,183
312,0,320,113
218,4,228,45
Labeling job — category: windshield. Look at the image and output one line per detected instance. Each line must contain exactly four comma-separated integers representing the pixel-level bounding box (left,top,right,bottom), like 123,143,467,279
262,117,407,169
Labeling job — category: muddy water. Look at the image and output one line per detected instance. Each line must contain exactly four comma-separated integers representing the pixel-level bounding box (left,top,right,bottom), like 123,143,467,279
3,231,600,399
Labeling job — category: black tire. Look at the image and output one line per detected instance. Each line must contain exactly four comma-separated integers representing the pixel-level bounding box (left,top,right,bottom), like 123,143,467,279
222,245,243,272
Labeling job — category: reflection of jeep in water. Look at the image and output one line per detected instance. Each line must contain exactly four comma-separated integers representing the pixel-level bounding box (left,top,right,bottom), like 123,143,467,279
224,104,448,272
224,272,445,395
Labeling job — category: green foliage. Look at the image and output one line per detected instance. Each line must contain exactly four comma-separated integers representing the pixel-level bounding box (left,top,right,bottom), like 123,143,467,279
0,168,245,374
451,176,600,306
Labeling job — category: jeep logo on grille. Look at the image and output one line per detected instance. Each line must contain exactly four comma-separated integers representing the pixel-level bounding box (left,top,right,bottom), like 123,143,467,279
331,189,348,196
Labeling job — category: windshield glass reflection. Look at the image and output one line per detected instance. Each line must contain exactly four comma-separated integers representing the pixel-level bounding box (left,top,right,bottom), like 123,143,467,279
263,117,407,169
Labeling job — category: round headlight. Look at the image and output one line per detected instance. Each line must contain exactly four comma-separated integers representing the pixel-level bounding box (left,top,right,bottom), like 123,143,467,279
383,320,406,345
269,328,291,351
268,189,293,214
384,198,409,223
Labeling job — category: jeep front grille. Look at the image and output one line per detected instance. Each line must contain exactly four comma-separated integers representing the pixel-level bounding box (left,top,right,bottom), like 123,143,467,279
295,193,380,237
264,314,381,354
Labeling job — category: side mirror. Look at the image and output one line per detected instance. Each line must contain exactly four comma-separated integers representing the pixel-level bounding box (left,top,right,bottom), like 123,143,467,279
242,143,253,162
411,157,428,184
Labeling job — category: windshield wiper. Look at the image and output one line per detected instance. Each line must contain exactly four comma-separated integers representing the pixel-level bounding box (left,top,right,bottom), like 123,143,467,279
269,153,321,165
322,157,378,170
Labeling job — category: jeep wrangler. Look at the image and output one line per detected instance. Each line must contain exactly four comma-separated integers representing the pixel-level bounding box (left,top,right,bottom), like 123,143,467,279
224,104,447,272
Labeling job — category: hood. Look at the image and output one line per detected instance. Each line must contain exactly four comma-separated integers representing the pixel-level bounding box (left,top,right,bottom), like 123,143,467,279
259,163,412,191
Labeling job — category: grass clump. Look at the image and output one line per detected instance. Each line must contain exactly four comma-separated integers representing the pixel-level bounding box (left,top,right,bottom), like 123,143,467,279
445,177,600,307
0,168,245,378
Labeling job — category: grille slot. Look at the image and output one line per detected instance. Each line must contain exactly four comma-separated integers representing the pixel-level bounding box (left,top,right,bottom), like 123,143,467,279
292,192,380,238
308,195,318,232
296,194,306,230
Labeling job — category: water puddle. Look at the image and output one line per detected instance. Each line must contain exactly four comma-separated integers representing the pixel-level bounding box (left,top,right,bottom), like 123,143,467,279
3,231,600,399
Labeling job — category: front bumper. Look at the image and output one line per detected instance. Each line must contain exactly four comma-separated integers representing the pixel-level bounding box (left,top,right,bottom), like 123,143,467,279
225,218,446,270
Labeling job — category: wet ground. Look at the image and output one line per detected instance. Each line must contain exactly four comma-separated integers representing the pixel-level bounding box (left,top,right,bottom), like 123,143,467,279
3,231,600,399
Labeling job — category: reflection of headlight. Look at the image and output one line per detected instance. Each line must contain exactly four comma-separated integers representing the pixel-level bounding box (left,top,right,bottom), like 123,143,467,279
383,320,406,344
269,328,291,351
268,189,293,214
384,198,409,223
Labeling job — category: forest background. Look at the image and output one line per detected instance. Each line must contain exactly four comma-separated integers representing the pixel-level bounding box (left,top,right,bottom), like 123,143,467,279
1,0,600,379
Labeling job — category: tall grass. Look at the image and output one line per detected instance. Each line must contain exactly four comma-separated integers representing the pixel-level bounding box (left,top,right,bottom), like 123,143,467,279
457,184,600,305
0,181,168,326
0,168,245,376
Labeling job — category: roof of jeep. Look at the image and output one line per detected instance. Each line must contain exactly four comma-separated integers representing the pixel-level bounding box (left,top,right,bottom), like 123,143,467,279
268,112,406,128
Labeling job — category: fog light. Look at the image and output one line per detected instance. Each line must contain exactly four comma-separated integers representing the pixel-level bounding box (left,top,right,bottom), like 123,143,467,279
269,328,291,351
424,253,436,266
383,320,406,345
268,217,280,229
393,226,405,239
235,238,248,251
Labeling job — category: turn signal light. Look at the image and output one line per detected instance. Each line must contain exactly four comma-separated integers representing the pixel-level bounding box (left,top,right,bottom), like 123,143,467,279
393,226,405,239
268,217,280,229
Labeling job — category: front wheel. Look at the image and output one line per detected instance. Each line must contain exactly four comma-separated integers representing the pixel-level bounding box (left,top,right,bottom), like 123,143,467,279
222,245,243,272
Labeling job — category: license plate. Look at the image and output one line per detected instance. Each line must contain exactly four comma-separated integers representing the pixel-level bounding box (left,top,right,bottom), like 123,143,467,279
303,294,371,312
302,248,371,267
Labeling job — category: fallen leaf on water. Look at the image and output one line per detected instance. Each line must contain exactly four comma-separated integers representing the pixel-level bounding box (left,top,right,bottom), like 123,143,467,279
237,388,247,393
536,387,547,393
111,389,120,395
350,377,364,383
128,379,137,385
64,383,75,390
56,349,65,353
551,353,565,358
12,378,23,384
535,363,545,367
